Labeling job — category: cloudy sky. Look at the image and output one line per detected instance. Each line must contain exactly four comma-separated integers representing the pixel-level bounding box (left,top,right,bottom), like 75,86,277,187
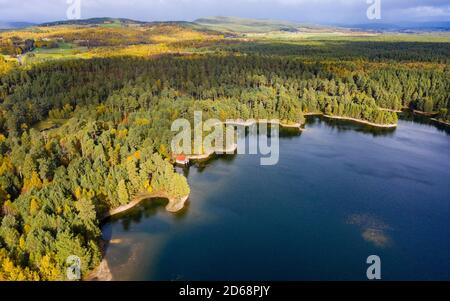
1,0,449,24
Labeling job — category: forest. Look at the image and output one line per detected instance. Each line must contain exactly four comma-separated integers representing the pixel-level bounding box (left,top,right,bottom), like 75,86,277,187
0,20,449,280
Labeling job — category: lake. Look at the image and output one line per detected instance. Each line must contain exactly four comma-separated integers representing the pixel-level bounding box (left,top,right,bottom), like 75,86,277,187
101,116,450,280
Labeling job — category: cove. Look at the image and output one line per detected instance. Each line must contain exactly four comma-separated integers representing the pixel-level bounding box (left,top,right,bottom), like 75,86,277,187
101,116,450,281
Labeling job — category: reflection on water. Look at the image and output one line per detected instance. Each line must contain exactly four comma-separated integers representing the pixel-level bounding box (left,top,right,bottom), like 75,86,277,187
400,111,450,135
279,127,303,139
306,116,397,137
190,125,302,172
104,198,190,232
346,214,392,248
102,116,450,281
194,154,238,172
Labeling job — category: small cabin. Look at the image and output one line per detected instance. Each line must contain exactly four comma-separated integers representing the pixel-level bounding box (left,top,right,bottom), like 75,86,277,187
175,154,189,165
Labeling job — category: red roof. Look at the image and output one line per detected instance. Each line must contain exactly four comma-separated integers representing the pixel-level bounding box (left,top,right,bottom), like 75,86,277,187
176,154,186,161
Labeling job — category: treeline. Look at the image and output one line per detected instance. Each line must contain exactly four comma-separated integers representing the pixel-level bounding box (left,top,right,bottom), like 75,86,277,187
2,55,447,133
226,40,450,63
0,54,447,279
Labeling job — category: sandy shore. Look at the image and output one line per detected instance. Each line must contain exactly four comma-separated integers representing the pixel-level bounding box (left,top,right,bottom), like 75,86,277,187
223,119,303,129
270,120,303,128
431,118,450,127
379,108,404,113
85,258,113,281
322,115,397,128
413,110,438,117
303,112,323,116
186,143,238,161
304,112,397,128
101,192,189,221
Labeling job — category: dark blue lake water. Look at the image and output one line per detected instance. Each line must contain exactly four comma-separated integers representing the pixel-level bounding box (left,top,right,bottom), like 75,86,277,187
102,116,450,280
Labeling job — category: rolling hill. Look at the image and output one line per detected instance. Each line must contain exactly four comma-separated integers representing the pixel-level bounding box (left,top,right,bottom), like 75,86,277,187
194,16,302,33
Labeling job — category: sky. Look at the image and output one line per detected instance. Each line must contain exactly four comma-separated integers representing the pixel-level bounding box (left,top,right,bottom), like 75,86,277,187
0,0,449,25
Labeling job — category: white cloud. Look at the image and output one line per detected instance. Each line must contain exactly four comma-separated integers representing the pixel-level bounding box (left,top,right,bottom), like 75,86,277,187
404,5,450,17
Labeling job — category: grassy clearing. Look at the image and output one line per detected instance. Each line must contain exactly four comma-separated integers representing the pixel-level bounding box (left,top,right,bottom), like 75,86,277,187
32,42,87,55
32,118,69,132
23,45,90,65
98,20,123,28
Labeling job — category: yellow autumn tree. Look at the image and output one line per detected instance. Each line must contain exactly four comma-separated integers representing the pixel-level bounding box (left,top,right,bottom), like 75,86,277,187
29,198,40,216
144,180,154,193
23,171,43,192
38,254,61,280
0,250,40,281
19,235,26,250
117,179,129,205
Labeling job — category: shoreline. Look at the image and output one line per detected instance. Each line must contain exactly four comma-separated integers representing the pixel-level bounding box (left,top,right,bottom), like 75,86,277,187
304,112,397,128
322,115,397,128
186,143,238,161
379,108,404,113
101,192,189,221
223,119,303,129
183,119,303,162
86,192,189,281
405,110,449,127
303,112,323,116
85,257,112,281
431,118,450,127
413,110,438,117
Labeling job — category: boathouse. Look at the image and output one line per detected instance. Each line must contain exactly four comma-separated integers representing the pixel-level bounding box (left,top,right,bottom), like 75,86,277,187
175,154,189,165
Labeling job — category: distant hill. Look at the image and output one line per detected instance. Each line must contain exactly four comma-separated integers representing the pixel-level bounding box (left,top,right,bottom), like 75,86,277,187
194,16,303,33
39,17,191,27
193,16,363,35
4,16,449,34
0,21,36,29
341,22,450,33
40,17,150,27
